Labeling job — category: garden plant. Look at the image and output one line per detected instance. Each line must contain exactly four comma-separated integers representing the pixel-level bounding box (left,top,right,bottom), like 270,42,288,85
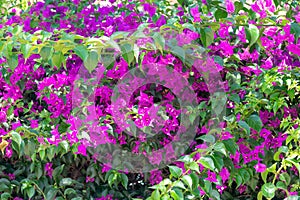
0,0,300,199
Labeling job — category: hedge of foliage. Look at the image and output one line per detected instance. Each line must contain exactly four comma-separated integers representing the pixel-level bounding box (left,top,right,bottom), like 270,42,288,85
0,0,300,199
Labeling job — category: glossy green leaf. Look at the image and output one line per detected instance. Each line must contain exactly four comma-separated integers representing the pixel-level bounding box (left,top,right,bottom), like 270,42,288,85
182,175,193,189
245,24,259,47
84,51,99,73
169,166,182,178
7,54,18,70
214,9,228,21
261,183,276,199
200,27,214,47
279,172,291,185
222,139,238,155
74,45,88,61
246,115,263,133
199,156,215,171
152,32,165,54
120,174,128,189
238,121,250,135
52,51,64,68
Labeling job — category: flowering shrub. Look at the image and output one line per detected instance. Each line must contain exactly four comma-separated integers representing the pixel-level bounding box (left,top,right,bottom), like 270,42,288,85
0,0,300,199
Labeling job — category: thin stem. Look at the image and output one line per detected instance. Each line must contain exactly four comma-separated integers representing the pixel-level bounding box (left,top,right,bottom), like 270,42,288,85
272,164,284,184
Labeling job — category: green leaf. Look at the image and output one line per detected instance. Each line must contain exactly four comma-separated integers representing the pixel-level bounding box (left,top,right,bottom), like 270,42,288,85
71,198,82,200
238,121,250,135
74,45,88,61
276,181,287,190
189,112,197,123
133,44,139,63
46,188,58,200
35,164,43,179
121,43,134,65
39,149,45,161
261,170,268,183
246,115,263,133
182,175,193,189
169,45,185,63
273,151,281,161
52,51,64,68
7,54,18,70
59,178,73,186
203,180,212,194
120,174,128,189
152,32,165,54
279,172,291,185
222,139,238,155
182,23,196,32
11,131,22,147
151,190,160,199
170,190,180,200
189,162,200,173
173,180,186,190
170,188,183,200
214,9,228,21
234,2,244,13
229,93,240,103
40,46,53,60
108,173,117,188
239,168,251,183
177,0,184,6
160,178,172,186
100,53,115,69
199,156,215,171
59,140,69,153
285,159,300,176
214,55,224,66
235,15,249,24
236,174,243,188
189,173,199,190
214,142,227,156
261,183,276,199
211,153,224,171
26,187,35,199
111,31,130,40
257,191,263,200
210,189,220,200
0,183,9,192
64,188,76,196
1,192,10,200
245,24,260,47
47,146,55,161
52,164,64,182
169,166,182,178
198,134,215,143
267,163,277,174
200,27,214,47
84,51,99,73
21,44,32,59
290,22,300,40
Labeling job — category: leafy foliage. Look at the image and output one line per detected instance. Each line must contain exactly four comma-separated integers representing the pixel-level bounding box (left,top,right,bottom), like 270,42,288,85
0,0,300,199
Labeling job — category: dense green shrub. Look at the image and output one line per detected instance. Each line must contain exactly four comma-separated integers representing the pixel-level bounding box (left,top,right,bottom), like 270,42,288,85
0,0,300,199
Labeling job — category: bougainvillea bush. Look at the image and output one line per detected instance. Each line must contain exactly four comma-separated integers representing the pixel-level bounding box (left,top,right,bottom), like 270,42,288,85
0,0,300,199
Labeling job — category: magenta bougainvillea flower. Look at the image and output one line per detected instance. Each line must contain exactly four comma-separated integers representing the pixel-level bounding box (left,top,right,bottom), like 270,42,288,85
86,176,95,183
76,143,87,156
225,0,235,14
0,111,6,123
206,170,218,182
45,163,53,178
190,6,201,22
254,163,267,173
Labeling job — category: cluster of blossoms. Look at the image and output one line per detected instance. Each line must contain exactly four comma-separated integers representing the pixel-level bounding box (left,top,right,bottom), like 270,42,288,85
0,0,299,199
